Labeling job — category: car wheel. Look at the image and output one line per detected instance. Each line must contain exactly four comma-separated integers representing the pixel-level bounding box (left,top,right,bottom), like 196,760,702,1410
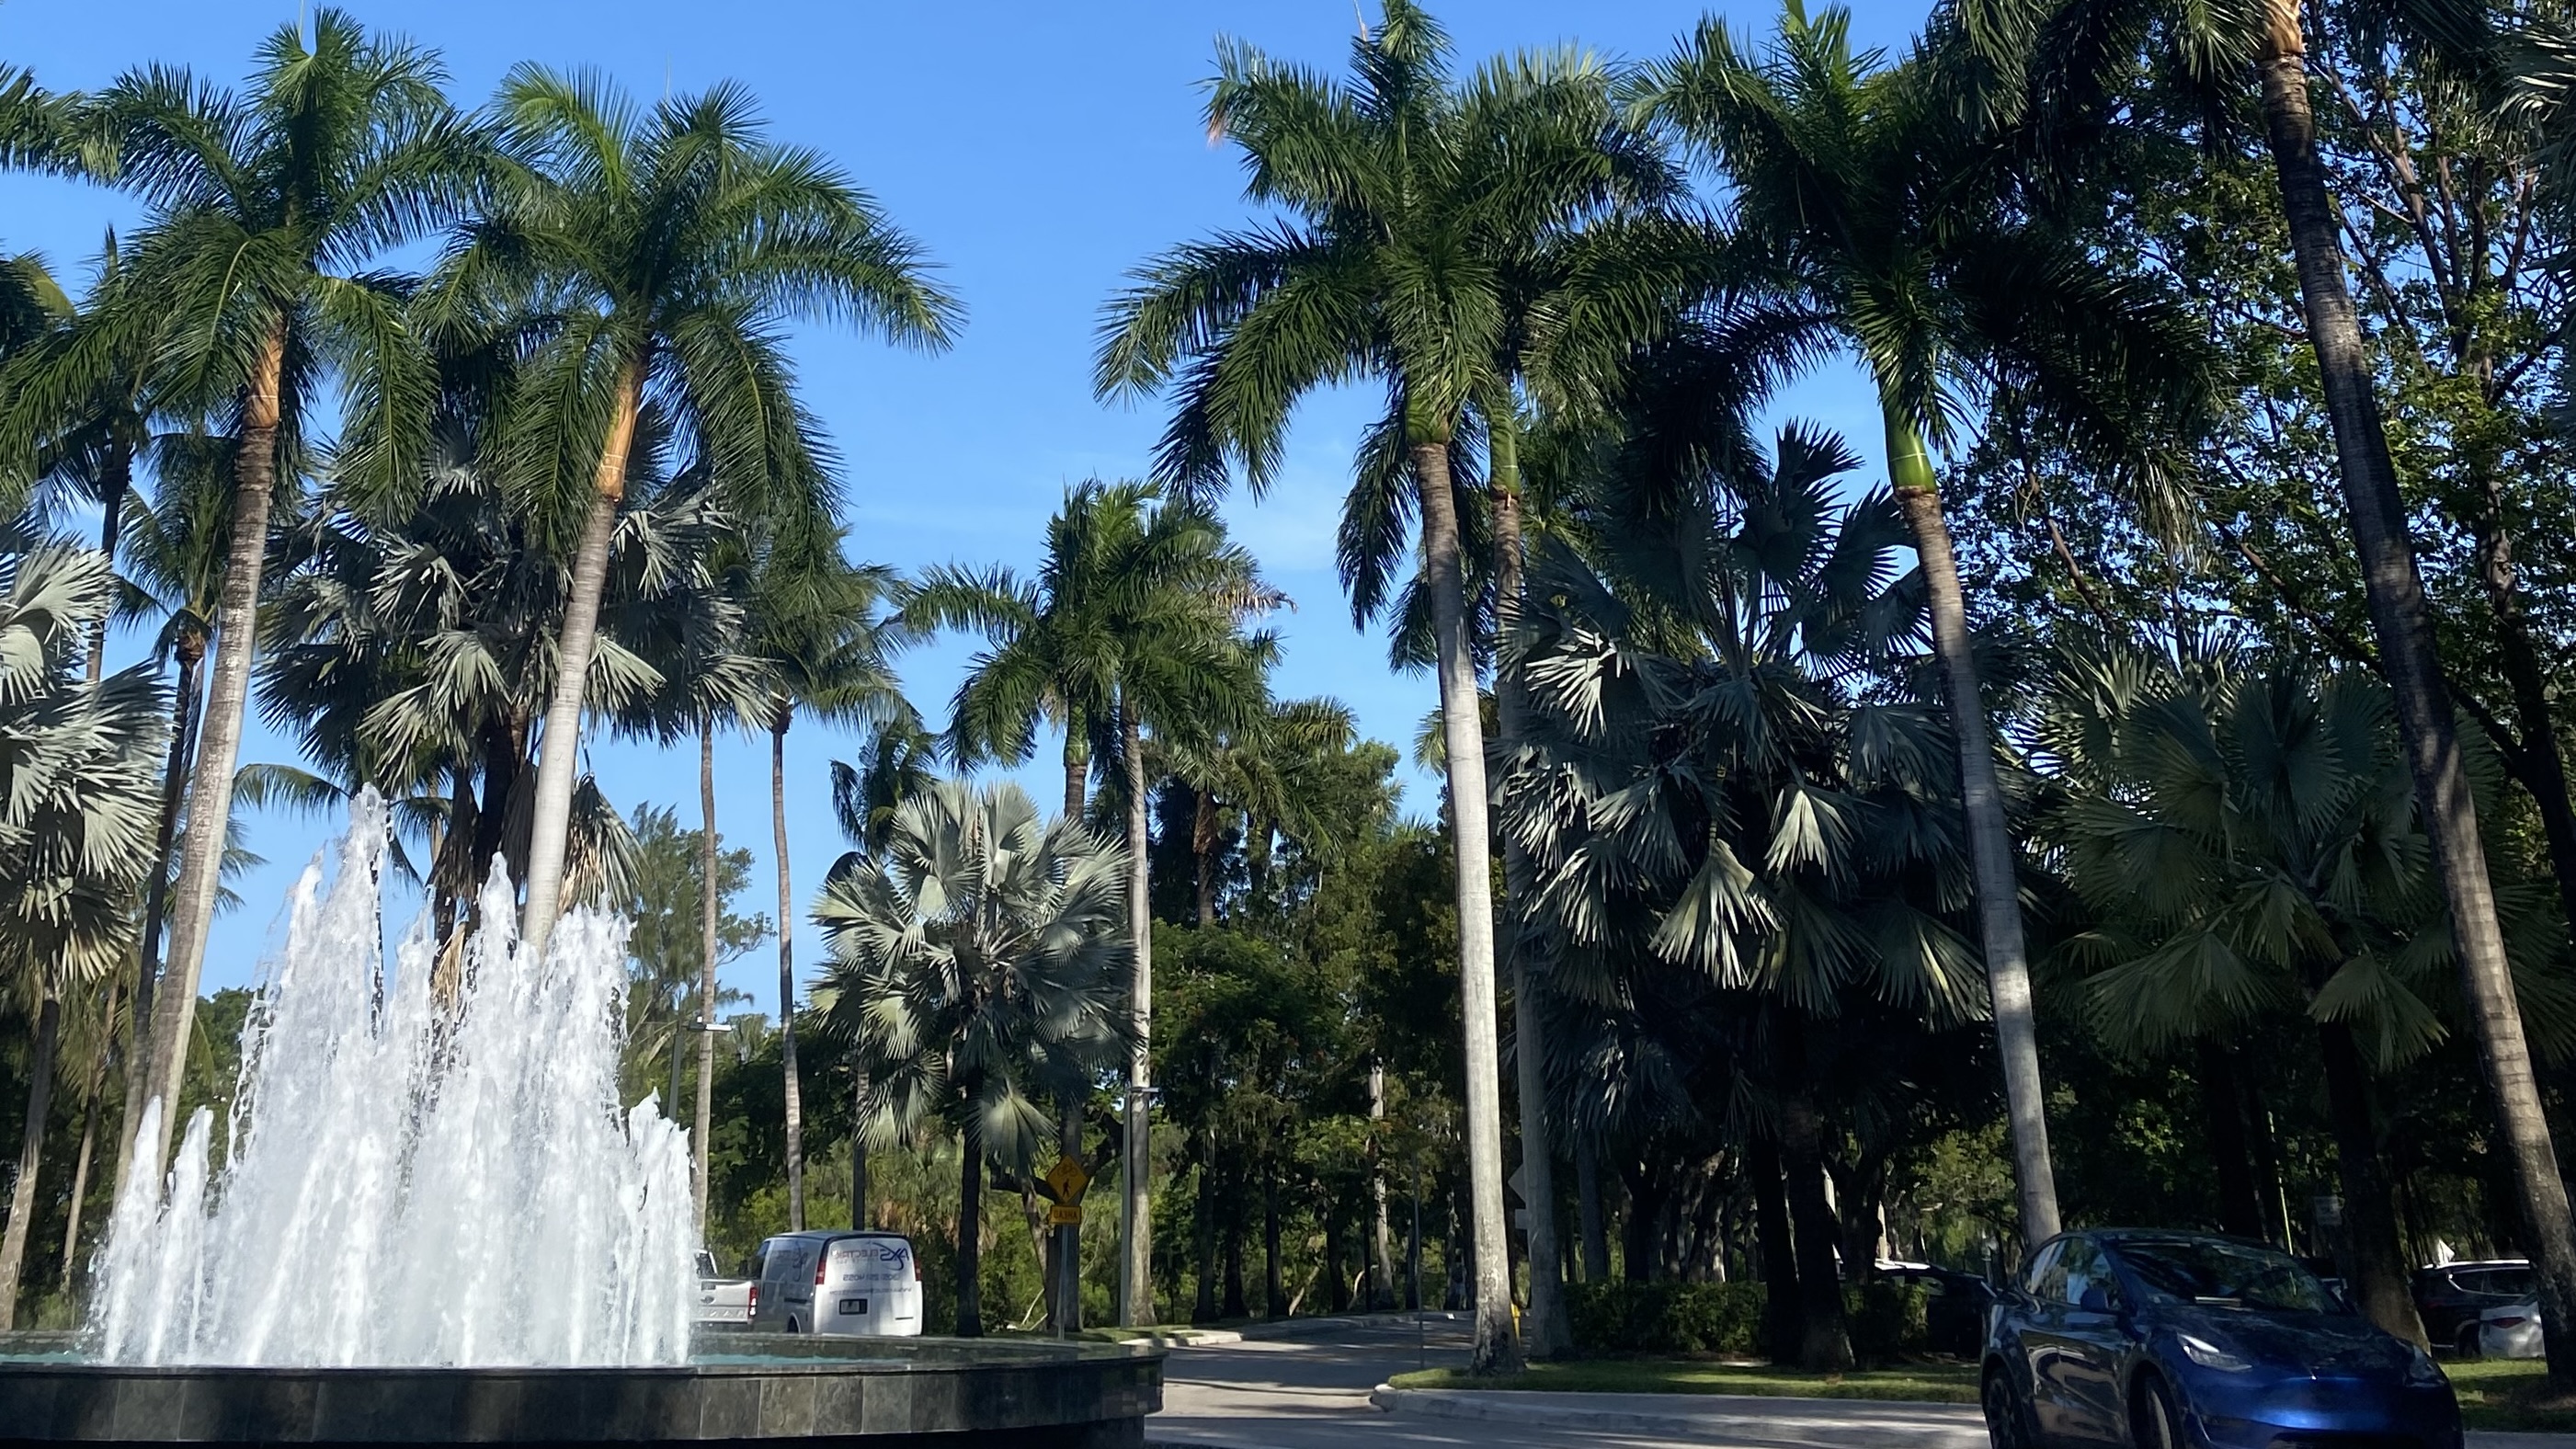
1981,1370,2037,1449
786,1318,802,1334
2456,1327,2481,1361
2131,1373,2185,1449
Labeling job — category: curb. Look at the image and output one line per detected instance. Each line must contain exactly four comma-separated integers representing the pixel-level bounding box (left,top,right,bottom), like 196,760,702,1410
1368,1386,1987,1449
1367,1387,2576,1449
1226,1311,1462,1342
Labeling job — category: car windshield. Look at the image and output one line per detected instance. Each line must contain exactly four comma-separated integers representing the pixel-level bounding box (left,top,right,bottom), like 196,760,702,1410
2112,1239,2342,1314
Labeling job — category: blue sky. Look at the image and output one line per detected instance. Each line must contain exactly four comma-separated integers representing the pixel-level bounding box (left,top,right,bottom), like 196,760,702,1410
1,0,1928,1006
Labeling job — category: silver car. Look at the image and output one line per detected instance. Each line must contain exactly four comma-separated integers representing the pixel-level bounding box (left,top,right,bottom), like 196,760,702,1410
750,1230,924,1337
2478,1299,2546,1360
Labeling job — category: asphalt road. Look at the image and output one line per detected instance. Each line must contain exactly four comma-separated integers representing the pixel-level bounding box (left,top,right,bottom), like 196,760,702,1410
1146,1318,1980,1449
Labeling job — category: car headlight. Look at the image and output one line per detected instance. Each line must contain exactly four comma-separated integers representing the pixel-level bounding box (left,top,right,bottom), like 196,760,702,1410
2404,1346,2447,1387
2179,1332,2253,1373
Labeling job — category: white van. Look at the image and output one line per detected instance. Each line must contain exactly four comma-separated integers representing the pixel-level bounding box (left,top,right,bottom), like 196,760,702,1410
750,1230,923,1336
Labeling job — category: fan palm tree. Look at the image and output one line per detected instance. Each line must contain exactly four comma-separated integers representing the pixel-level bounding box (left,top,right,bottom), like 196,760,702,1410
1503,426,1974,1370
1630,2,2213,1242
2041,647,2464,1345
430,69,957,964
745,527,916,1231
80,10,486,1178
0,542,168,1328
813,779,1131,1338
903,479,1271,1325
1094,0,1672,1365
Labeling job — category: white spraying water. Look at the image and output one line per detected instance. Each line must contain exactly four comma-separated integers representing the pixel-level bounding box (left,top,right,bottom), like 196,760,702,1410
90,793,698,1366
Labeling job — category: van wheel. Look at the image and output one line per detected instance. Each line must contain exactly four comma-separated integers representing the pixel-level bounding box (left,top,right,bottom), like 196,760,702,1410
2456,1327,2481,1361
786,1318,802,1335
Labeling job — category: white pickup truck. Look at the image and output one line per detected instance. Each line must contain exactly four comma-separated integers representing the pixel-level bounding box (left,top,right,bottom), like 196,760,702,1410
693,1249,755,1329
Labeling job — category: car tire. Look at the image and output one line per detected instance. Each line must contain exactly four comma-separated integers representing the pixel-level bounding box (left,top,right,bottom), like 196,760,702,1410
2131,1373,2185,1449
1981,1369,2037,1449
2456,1327,2481,1361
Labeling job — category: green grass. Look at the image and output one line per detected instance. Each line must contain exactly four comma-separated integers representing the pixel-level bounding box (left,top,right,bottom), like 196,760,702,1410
2444,1358,2576,1432
1385,1358,1978,1404
1388,1354,2576,1432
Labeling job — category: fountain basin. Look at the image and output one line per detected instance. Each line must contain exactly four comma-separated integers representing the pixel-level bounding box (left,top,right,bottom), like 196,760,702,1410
0,1334,1160,1447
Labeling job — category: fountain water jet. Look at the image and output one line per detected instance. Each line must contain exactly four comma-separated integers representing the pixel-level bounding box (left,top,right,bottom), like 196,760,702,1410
91,793,695,1367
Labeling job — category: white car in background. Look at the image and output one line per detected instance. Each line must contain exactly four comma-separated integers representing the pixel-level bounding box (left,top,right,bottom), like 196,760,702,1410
2477,1299,2546,1360
694,1249,755,1329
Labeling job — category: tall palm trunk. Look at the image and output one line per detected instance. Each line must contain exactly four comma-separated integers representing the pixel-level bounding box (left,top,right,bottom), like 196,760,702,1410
2198,1040,2267,1242
1885,402,2059,1245
1118,697,1155,1325
2315,1020,2426,1346
1777,1020,1852,1371
693,718,719,1231
142,321,289,1180
1193,1130,1219,1322
115,627,201,1199
0,984,63,1329
958,1120,986,1337
521,357,645,958
1369,1057,1396,1309
57,976,121,1298
85,445,129,683
1487,414,1568,1356
1412,437,1520,1375
773,705,805,1231
2255,0,2576,1380
1192,788,1218,928
1748,1135,1801,1355
849,1064,871,1229
1576,1135,1609,1283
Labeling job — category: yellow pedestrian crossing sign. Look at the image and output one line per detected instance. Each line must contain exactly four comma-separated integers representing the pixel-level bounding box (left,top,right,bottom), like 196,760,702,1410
1043,1155,1090,1205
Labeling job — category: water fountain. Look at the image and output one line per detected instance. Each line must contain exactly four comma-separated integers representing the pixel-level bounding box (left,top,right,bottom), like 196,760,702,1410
0,797,1157,1446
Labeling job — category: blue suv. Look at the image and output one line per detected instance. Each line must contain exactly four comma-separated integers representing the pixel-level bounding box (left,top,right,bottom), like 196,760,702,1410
1981,1229,2460,1448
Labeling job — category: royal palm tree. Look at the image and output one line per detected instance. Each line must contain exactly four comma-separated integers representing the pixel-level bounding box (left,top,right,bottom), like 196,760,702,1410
0,542,167,1327
434,69,956,964
903,480,1270,1325
747,527,916,1230
85,10,485,1178
1095,1,1673,1366
1632,3,2211,1242
813,779,1131,1338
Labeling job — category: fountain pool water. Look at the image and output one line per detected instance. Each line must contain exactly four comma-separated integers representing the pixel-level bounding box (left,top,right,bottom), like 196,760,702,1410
92,793,697,1368
0,796,1160,1446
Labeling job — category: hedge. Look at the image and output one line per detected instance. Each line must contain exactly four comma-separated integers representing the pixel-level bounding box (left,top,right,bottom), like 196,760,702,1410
1562,1279,1933,1363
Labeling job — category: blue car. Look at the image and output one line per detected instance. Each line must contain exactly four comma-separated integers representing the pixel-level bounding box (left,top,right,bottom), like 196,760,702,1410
1980,1229,2460,1448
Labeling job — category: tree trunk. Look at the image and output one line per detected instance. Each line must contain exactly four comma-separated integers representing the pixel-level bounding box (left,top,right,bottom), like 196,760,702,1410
773,708,805,1231
471,716,521,890
694,718,719,1232
1369,1058,1396,1309
1222,1207,1248,1319
1119,697,1156,1325
86,447,128,683
57,977,119,1297
1777,1085,1853,1371
1487,419,1569,1357
1620,1158,1660,1284
1886,412,2059,1245
1325,1200,1349,1312
1411,438,1521,1374
2468,486,2576,953
2316,1020,2429,1346
1063,721,1089,821
1193,787,1218,928
0,987,63,1329
142,320,288,1181
520,356,645,959
2199,1040,2267,1241
1263,1166,1285,1318
957,1122,985,1337
115,628,201,1201
1748,1135,1802,1363
2255,2,2576,1380
850,1065,871,1229
1052,1100,1083,1335
1576,1134,1610,1284
1193,1135,1219,1323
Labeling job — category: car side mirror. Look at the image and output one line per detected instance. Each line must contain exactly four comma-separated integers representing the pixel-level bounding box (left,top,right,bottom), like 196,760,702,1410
2079,1284,2116,1314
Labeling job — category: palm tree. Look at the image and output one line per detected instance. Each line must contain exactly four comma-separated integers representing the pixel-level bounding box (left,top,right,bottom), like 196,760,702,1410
813,779,1131,1338
0,542,167,1327
903,480,1271,1325
2041,647,2454,1345
747,528,917,1231
1632,3,2212,1243
1503,426,1976,1370
82,10,485,1178
1095,1,1672,1367
1160,696,1356,926
436,69,957,964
